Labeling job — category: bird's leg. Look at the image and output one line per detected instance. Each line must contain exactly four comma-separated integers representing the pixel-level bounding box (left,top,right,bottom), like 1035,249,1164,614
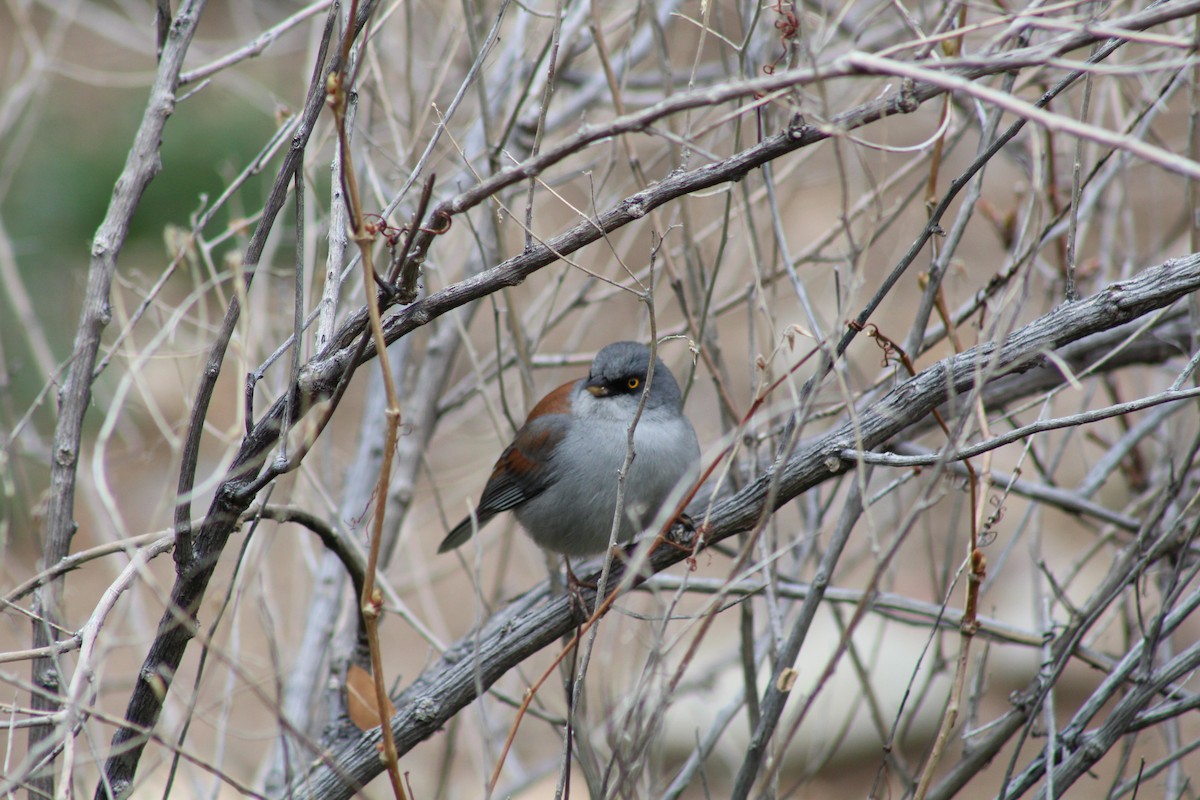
564,558,595,618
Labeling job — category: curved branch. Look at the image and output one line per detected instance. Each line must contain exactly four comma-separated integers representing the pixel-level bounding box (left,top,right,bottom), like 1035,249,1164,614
92,4,359,797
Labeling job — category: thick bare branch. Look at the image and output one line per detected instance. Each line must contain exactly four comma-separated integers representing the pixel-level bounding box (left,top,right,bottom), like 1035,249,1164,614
27,3,209,797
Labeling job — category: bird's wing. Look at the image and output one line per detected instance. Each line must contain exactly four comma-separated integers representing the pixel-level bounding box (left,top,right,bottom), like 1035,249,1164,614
437,383,574,553
474,415,563,512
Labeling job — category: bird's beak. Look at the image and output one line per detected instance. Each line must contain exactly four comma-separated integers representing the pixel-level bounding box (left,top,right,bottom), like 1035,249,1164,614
585,379,609,397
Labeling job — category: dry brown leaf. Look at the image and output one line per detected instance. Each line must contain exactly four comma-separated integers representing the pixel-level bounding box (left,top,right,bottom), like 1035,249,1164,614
346,663,397,731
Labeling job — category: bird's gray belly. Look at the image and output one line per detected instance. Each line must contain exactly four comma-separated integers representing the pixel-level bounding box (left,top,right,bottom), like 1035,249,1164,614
514,416,697,556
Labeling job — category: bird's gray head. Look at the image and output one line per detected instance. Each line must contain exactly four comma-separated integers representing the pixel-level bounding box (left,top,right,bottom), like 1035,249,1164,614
583,341,684,411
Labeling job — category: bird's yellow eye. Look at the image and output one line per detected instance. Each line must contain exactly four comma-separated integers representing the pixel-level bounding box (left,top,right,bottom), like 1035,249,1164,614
626,377,640,390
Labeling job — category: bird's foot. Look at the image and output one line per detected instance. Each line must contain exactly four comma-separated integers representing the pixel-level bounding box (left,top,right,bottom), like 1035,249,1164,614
662,512,698,550
564,560,596,619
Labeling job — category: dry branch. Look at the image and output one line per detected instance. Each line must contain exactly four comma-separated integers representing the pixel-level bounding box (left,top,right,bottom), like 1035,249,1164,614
27,3,209,797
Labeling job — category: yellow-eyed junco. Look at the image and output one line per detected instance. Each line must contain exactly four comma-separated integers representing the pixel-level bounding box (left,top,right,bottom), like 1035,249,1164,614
438,341,700,556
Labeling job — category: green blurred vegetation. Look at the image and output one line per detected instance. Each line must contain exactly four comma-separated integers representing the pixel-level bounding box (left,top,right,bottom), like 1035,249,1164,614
3,78,281,358
7,84,277,262
0,77,283,540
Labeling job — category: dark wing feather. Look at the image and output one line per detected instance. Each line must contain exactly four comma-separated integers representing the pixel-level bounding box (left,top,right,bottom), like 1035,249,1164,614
437,412,566,552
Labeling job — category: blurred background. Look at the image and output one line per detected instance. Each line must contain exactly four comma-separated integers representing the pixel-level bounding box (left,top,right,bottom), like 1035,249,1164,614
2,1,1200,797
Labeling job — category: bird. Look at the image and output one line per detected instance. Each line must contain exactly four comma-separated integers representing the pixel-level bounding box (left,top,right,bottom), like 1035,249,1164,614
438,341,700,558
